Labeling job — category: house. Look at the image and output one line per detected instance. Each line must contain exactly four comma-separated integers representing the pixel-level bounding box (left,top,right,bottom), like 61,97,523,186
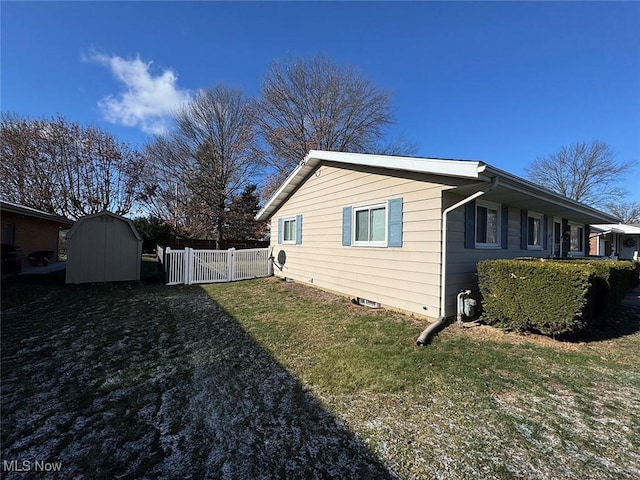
66,211,142,284
1,200,74,272
589,223,640,260
256,150,620,323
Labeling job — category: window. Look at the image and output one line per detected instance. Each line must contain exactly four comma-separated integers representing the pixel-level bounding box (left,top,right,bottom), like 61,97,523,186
354,204,387,245
475,201,501,247
283,218,296,243
2,223,15,245
569,224,584,254
527,212,543,249
342,198,403,248
277,214,302,245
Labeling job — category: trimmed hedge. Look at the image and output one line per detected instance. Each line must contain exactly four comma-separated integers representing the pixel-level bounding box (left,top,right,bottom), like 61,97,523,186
477,259,635,336
478,260,593,335
583,260,634,318
631,261,640,289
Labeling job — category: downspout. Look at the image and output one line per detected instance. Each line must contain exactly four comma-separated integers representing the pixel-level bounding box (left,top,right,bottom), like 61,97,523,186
416,177,499,346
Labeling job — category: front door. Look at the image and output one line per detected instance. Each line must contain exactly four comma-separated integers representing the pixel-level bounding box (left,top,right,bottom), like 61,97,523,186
553,220,562,257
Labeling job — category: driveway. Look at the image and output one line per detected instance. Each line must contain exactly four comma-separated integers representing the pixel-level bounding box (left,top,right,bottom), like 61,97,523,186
1,278,394,479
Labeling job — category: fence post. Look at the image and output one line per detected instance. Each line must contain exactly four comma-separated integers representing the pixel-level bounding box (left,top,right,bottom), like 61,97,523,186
268,246,273,276
183,247,192,285
164,247,170,284
228,248,235,282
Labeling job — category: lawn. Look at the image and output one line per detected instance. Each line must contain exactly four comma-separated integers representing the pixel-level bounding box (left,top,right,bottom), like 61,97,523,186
1,268,639,479
204,278,640,479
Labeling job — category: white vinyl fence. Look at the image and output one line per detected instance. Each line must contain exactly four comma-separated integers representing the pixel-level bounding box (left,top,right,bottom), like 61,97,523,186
161,247,272,285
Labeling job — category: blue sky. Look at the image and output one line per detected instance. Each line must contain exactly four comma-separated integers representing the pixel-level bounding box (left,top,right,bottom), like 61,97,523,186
2,1,639,203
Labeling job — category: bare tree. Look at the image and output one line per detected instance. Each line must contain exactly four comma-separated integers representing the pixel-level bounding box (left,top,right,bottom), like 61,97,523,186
144,84,263,245
257,55,414,177
604,201,640,224
524,140,631,208
1,114,146,219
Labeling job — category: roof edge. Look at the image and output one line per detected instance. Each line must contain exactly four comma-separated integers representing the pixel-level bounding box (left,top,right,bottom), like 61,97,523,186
0,200,74,226
256,151,483,221
482,165,620,224
66,211,142,241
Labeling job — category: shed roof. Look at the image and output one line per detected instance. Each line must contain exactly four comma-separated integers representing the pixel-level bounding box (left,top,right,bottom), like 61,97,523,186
0,200,74,227
66,211,142,241
256,150,619,225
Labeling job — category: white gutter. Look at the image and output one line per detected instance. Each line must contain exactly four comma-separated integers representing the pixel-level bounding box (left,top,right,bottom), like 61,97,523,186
416,178,499,346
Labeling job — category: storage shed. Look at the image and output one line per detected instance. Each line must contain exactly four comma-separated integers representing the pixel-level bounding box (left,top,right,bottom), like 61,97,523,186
66,211,142,284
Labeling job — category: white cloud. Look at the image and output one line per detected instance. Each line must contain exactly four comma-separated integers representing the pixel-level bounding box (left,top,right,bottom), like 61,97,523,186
88,53,191,135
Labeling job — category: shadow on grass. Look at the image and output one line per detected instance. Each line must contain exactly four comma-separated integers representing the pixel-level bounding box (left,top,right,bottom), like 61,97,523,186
558,303,640,343
1,277,396,478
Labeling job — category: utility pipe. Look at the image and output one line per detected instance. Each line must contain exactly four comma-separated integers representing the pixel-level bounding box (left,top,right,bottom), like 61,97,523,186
416,178,498,346
457,289,472,326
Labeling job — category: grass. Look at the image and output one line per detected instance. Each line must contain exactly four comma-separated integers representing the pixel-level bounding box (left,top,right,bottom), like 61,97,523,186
2,266,639,479
203,277,640,479
0,264,391,479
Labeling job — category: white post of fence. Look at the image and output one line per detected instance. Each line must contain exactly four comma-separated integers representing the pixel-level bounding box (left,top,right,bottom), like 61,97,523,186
227,248,235,281
183,247,192,285
164,247,170,284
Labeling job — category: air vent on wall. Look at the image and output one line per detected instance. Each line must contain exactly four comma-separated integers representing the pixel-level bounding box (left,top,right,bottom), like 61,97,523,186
357,297,381,309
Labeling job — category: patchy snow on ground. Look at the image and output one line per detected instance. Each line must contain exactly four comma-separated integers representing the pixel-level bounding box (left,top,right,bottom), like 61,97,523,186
1,282,395,479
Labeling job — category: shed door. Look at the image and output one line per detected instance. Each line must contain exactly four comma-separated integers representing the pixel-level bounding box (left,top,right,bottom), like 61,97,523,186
103,216,137,281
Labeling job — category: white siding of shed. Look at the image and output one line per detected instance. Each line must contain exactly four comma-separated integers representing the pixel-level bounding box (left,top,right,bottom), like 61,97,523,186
66,213,141,284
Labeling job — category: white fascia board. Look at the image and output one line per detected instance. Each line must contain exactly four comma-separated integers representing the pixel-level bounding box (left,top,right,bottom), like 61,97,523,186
255,154,318,221
308,150,482,179
256,151,483,221
483,165,620,224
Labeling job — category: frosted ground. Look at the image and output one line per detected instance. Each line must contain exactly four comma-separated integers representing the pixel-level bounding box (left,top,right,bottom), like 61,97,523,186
1,281,393,479
1,274,639,479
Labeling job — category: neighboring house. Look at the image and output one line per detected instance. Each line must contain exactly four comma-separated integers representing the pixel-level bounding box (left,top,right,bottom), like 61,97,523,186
1,200,74,270
589,224,640,260
256,150,619,321
66,211,142,284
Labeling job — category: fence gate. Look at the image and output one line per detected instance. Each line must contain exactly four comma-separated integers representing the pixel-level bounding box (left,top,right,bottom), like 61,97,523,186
162,247,272,285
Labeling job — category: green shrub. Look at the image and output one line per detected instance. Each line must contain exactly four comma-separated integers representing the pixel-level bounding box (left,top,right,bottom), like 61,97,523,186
478,259,636,336
580,260,634,319
631,261,640,289
477,259,594,336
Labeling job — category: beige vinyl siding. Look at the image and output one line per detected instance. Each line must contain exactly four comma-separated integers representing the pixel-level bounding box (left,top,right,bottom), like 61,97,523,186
444,191,552,314
270,164,449,318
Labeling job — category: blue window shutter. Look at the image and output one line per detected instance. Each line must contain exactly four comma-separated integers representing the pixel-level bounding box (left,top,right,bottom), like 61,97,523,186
295,214,303,245
342,207,352,246
464,200,476,249
543,215,549,250
520,209,528,250
277,217,283,244
388,198,403,247
501,207,509,249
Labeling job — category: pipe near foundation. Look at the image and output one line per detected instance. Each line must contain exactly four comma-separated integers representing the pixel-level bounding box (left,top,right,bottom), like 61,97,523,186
416,316,445,346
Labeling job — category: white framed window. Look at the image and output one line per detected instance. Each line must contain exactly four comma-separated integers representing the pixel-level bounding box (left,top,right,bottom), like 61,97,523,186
568,223,584,256
475,200,501,248
282,217,297,244
353,203,387,247
527,212,544,249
